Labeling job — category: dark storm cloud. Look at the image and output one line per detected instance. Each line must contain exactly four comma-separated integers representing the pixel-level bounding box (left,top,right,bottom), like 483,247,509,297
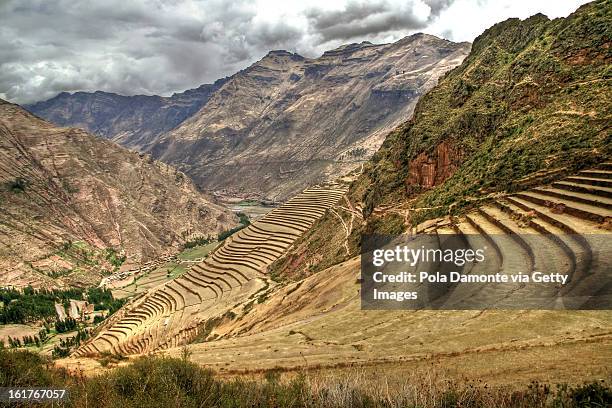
0,0,456,105
0,0,252,103
305,0,453,42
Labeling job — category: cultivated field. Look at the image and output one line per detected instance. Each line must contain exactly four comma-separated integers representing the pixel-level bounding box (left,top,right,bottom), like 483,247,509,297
160,164,612,380
73,185,348,356
0,324,39,343
110,242,219,300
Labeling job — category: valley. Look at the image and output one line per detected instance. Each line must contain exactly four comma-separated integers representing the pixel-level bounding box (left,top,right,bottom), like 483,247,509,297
0,100,237,288
0,1,611,406
28,35,470,201
74,184,349,356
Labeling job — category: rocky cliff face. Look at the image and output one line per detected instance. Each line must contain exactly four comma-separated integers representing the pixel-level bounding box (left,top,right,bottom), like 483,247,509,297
0,99,236,289
25,79,227,151
152,34,469,200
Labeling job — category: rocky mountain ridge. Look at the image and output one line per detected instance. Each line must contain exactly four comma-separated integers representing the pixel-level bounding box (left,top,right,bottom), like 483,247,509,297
152,34,470,200
26,78,227,151
27,34,470,201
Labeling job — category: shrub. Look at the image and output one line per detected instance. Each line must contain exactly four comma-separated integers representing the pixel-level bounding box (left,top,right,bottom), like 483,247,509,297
105,248,126,268
8,178,27,192
1,350,611,407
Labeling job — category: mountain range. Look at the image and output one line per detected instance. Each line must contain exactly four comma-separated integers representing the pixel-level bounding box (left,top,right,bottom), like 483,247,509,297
25,79,227,151
27,34,470,201
269,0,612,279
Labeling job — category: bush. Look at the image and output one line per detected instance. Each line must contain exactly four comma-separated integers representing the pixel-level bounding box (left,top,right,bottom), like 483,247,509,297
1,350,611,407
8,178,27,192
105,248,126,268
564,381,612,407
0,349,64,388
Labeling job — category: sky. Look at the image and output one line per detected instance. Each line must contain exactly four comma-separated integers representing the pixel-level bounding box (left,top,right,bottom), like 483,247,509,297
0,0,591,104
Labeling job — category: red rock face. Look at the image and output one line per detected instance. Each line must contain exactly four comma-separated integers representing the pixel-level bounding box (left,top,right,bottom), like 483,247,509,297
406,141,460,188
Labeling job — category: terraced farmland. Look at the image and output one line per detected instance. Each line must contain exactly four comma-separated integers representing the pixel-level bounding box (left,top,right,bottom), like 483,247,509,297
69,166,610,381
109,242,220,300
151,165,610,376
74,185,347,356
433,164,612,309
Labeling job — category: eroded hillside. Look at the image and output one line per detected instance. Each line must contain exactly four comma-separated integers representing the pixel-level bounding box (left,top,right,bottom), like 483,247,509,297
0,100,236,288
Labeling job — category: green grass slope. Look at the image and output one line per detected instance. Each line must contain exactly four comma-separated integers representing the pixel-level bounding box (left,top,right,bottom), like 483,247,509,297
356,0,611,223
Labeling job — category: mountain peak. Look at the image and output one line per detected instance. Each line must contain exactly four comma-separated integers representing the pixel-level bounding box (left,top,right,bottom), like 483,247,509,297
322,41,378,57
263,50,305,61
396,32,448,46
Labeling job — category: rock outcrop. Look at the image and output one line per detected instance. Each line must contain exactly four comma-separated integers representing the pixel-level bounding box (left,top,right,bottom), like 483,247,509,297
406,141,460,188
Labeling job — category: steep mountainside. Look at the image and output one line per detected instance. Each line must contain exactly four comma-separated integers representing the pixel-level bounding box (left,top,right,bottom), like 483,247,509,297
357,1,611,222
25,79,227,151
268,0,612,280
151,34,469,200
0,99,236,289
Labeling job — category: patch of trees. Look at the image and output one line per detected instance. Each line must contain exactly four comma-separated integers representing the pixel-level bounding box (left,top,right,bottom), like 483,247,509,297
183,212,252,247
52,329,90,359
183,236,213,249
2,323,52,351
54,317,77,333
0,286,123,325
39,326,50,342
7,334,42,348
87,288,125,314
0,286,82,324
6,328,50,348
218,212,250,241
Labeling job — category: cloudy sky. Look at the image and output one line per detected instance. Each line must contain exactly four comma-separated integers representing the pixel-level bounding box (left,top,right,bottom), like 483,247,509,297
0,0,590,104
